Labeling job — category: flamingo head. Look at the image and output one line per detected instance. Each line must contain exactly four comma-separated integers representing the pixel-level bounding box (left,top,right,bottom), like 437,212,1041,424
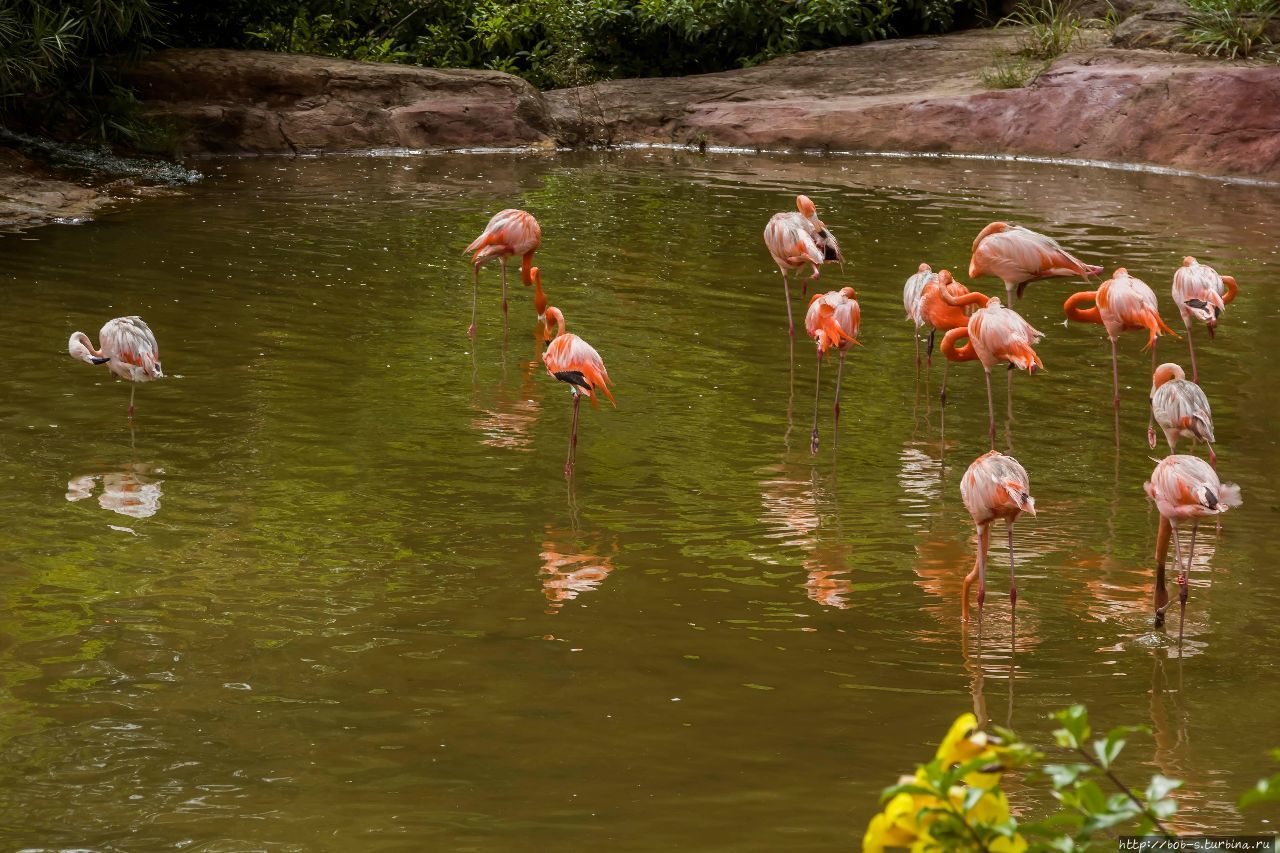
796,195,817,219
1004,482,1037,516
543,306,566,347
917,262,932,274
1182,256,1198,268
937,269,954,286
838,286,857,300
985,296,1003,310
1182,297,1218,328
68,332,108,365
1151,362,1185,394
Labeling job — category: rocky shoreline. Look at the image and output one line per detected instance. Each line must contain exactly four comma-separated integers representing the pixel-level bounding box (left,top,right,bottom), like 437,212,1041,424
4,27,1278,232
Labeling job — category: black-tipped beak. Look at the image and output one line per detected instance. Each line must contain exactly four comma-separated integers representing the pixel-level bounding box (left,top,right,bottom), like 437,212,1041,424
90,356,110,365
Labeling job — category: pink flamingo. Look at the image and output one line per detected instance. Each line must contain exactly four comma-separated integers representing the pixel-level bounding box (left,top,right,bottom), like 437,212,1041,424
1150,363,1215,464
970,221,1102,304
941,297,1044,448
804,287,861,454
541,307,616,477
903,262,936,367
1171,256,1239,383
68,316,163,418
916,270,990,402
1146,455,1240,636
959,450,1037,620
763,195,844,337
1065,268,1178,410
464,208,542,337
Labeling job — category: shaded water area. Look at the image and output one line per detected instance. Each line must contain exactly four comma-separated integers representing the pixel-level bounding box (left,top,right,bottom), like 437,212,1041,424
3,149,1280,850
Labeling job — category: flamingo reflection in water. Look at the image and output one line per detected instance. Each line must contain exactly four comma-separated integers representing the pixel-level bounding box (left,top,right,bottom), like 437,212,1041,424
539,520,618,614
66,463,164,519
759,463,853,610
470,358,544,452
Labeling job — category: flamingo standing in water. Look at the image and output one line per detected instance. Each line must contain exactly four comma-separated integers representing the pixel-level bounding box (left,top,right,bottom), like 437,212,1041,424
942,298,1044,448
68,316,164,419
1064,268,1178,410
1172,256,1239,383
541,306,616,477
903,262,937,368
464,208,542,338
969,222,1102,304
1150,363,1216,465
763,195,844,337
959,450,1037,620
1146,455,1240,635
804,288,861,454
916,270,989,402
531,267,553,343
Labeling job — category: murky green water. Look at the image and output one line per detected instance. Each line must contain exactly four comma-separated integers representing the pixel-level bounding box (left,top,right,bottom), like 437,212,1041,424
2,150,1279,850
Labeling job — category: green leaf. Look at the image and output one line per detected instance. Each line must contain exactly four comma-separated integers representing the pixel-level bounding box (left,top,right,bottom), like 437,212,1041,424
1239,774,1280,809
1145,774,1182,803
1043,763,1091,789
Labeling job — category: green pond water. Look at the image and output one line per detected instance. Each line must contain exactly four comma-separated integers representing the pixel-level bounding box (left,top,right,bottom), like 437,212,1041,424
2,149,1279,850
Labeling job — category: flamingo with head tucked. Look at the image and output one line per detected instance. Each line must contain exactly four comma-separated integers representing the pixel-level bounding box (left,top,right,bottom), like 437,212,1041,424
804,287,861,454
1172,256,1239,383
1150,363,1215,465
970,222,1102,304
960,450,1037,620
464,208,542,338
763,195,844,337
541,306,616,478
916,270,990,402
942,298,1044,449
1064,268,1178,410
1146,455,1240,636
903,263,937,368
68,316,164,419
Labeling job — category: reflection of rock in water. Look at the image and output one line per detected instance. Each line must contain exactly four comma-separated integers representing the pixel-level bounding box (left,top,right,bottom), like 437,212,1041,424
66,466,163,519
540,528,617,613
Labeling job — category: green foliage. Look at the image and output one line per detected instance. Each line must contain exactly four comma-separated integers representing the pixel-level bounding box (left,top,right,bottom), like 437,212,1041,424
999,0,1085,59
1183,0,1277,58
980,52,1045,87
1239,748,1280,810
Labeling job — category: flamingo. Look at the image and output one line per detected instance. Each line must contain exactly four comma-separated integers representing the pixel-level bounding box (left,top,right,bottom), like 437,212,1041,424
941,298,1044,448
804,287,861,454
1150,363,1215,465
1064,268,1178,410
463,208,542,338
969,222,1102,304
1172,256,1239,383
1146,455,1240,636
531,267,552,343
903,262,937,368
959,450,1037,620
68,316,163,419
763,195,844,337
916,270,989,402
540,306,616,477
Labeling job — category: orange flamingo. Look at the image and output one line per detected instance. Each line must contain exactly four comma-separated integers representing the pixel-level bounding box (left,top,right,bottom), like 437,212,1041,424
903,262,937,367
1146,455,1240,636
541,307,616,477
68,316,164,418
916,270,989,402
1172,256,1239,383
804,288,861,454
959,450,1037,620
463,208,542,338
763,195,843,337
1150,363,1215,464
941,298,1044,448
969,222,1102,304
1064,268,1178,410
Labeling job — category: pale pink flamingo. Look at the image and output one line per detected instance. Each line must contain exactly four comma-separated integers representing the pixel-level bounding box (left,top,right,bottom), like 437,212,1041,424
1150,363,1215,465
960,450,1037,620
1171,256,1239,383
68,316,163,418
463,208,541,337
1065,268,1178,410
916,270,989,402
1146,455,1240,636
969,222,1102,304
804,287,861,454
941,297,1044,448
903,262,937,368
763,195,843,337
541,307,616,477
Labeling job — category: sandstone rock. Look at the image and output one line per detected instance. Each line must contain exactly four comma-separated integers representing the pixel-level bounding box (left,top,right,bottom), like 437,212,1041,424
129,49,556,155
0,148,114,232
1112,0,1190,50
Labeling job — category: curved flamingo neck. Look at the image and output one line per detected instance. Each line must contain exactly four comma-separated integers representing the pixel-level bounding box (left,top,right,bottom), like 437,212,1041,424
941,326,978,362
1064,291,1102,324
532,269,547,315
545,307,566,338
520,252,535,286
1221,275,1239,304
942,289,989,309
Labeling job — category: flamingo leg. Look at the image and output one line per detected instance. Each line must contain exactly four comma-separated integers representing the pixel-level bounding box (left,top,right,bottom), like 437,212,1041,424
1169,521,1185,639
1179,520,1198,643
500,258,509,317
977,523,988,613
469,263,479,338
926,328,935,368
1186,323,1198,384
811,351,823,455
1109,336,1121,410
833,351,845,427
1153,515,1171,625
128,384,135,420
565,392,581,479
984,368,996,450
962,524,988,622
914,329,921,372
1006,518,1018,609
779,267,795,338
940,358,949,405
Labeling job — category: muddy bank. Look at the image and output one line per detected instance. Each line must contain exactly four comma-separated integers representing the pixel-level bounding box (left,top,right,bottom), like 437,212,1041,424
0,148,113,232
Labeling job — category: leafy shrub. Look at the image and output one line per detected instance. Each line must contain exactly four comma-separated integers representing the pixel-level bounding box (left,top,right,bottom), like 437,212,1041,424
999,0,1085,59
980,53,1045,87
1183,0,1277,58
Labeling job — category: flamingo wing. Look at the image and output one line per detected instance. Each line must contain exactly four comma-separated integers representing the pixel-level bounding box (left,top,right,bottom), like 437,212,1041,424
765,213,823,269
100,316,163,379
543,334,615,406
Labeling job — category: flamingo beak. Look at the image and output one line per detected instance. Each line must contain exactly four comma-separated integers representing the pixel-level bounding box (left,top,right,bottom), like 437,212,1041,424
90,356,110,365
